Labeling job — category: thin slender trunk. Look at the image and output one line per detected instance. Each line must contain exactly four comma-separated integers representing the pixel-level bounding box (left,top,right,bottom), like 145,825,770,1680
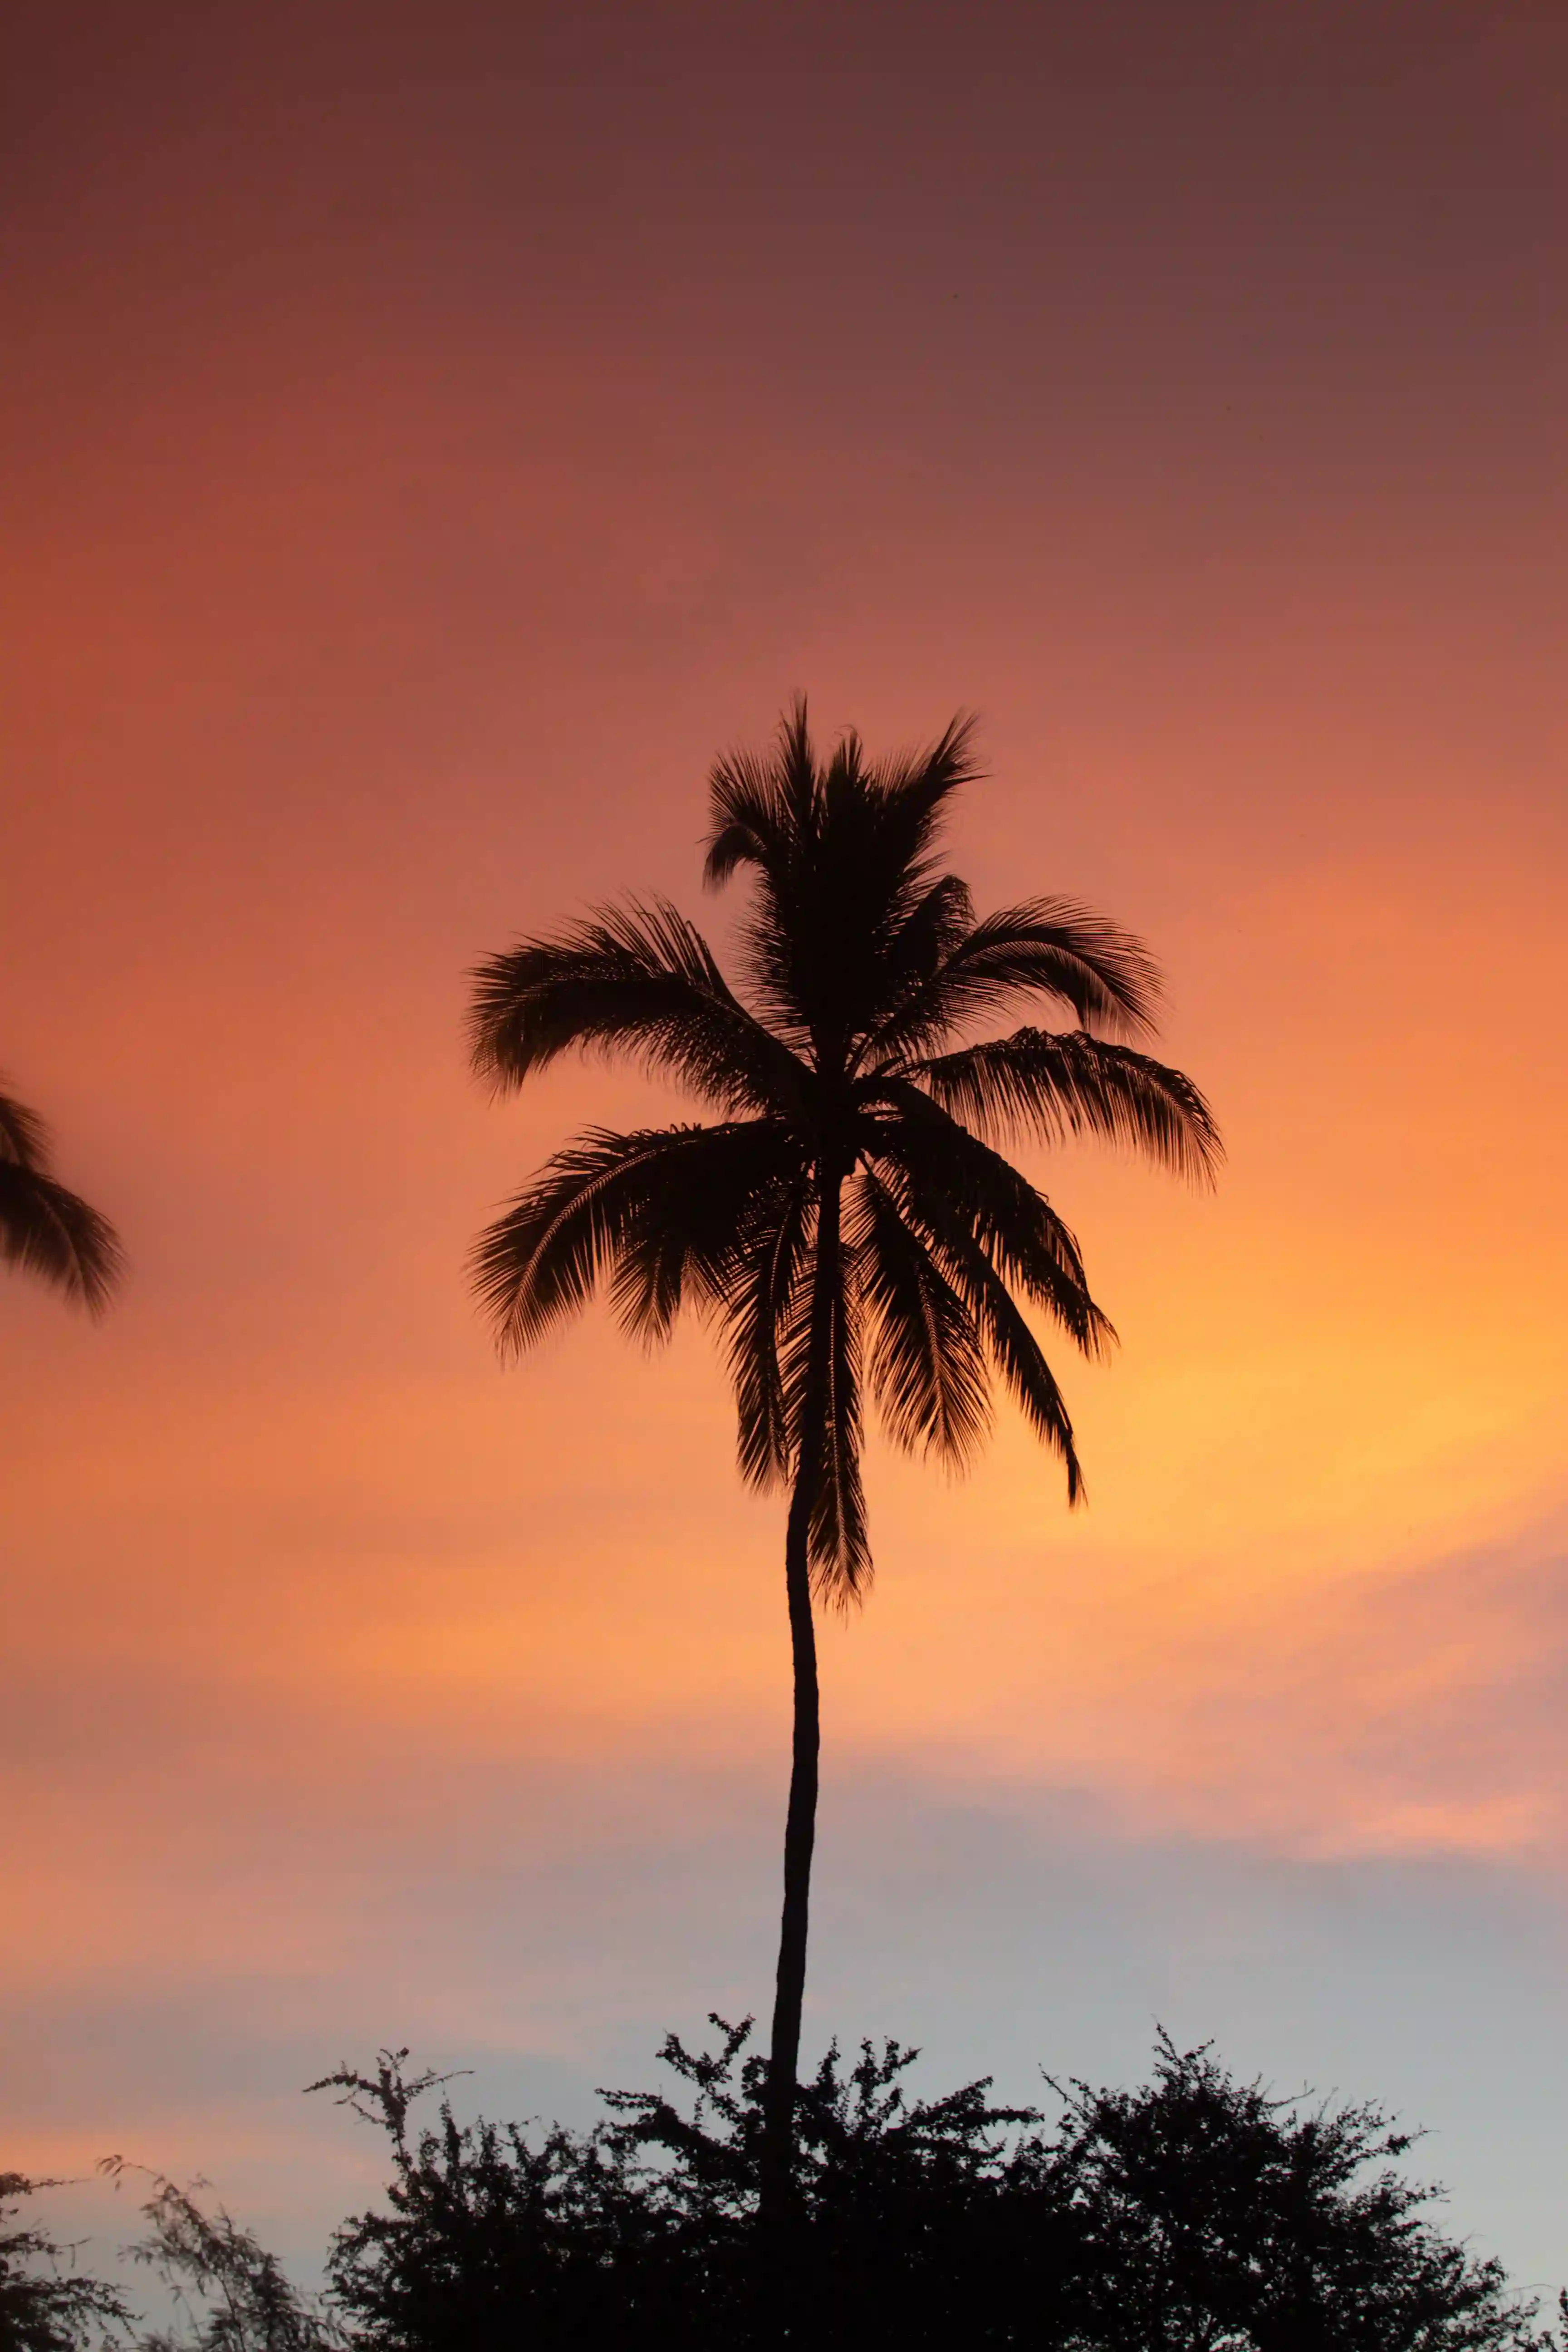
758,1161,841,2226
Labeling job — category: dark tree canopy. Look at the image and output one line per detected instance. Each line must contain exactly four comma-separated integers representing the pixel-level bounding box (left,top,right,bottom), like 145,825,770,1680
312,2028,1561,2351
0,2173,130,2352
0,2166,337,2352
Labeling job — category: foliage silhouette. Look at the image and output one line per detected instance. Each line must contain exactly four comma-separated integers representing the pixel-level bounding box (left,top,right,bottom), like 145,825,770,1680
0,1083,122,1314
0,2166,338,2352
466,701,1219,2203
6,2037,1559,2349
102,2163,338,2352
0,2173,130,2352
311,2027,1562,2350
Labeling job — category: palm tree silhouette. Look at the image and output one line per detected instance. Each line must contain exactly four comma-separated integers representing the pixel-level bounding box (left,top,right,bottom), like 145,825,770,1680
467,703,1219,2213
0,1080,123,1313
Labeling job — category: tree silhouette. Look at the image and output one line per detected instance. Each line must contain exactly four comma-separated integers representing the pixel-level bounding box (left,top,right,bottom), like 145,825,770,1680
0,1082,122,1314
466,702,1219,2212
317,2027,1563,2349
104,2160,338,2352
0,2170,131,2352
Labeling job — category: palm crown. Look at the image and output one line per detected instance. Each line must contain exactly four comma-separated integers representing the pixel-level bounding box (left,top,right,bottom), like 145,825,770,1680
469,703,1218,1598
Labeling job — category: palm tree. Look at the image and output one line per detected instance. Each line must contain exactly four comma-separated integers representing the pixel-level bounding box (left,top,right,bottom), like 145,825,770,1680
466,702,1219,2215
0,1079,123,1313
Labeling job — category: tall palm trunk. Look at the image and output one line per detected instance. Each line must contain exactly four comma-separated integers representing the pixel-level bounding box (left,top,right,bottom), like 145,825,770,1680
759,1161,841,2222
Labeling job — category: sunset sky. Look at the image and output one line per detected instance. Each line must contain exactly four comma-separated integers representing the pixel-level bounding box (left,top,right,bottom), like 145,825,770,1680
4,0,1566,2300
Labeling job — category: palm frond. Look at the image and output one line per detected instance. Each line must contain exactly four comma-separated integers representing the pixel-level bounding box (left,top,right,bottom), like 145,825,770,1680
608,1124,807,1345
869,898,1163,1061
910,1028,1222,1183
707,705,984,1055
0,1160,124,1314
861,710,982,896
467,898,804,1118
848,874,976,1065
765,1185,872,1603
861,1158,1086,1500
922,1206,1086,1503
804,1255,869,1603
725,1181,813,1491
971,1268,1084,1502
852,1171,990,1467
865,1085,1115,1361
469,1121,799,1357
0,1088,51,1170
703,696,817,889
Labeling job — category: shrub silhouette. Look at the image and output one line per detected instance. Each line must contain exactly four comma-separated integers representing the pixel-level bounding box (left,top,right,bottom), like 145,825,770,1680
105,2162,338,2352
311,2027,1561,2349
0,2166,338,2352
0,2172,130,2352
8,2037,1558,2347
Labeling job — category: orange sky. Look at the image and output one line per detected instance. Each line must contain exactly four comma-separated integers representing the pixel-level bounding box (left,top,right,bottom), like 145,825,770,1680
3,0,1565,2299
